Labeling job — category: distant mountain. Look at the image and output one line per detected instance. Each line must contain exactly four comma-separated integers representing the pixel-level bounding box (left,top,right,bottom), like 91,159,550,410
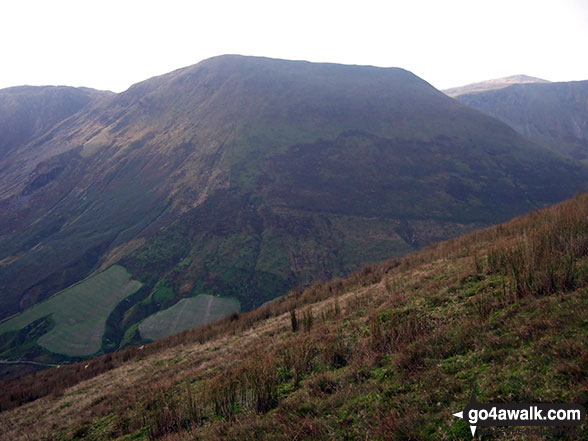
444,75,550,97
0,85,112,156
452,79,588,161
1,56,588,362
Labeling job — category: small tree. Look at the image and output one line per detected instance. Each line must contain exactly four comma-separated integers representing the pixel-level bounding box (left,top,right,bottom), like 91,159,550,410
290,308,299,332
302,308,314,332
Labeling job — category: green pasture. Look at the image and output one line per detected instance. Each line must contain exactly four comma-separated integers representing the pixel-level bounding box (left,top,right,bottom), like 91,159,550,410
139,294,240,341
0,265,142,357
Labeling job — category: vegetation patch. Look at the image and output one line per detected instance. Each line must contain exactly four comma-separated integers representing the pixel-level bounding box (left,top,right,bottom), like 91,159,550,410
138,295,240,341
0,265,142,357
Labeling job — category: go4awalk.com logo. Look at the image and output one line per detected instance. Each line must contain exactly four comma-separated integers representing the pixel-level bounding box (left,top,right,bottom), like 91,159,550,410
453,388,586,437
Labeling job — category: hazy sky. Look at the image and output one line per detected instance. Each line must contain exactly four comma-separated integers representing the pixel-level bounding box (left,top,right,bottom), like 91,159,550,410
1,0,587,92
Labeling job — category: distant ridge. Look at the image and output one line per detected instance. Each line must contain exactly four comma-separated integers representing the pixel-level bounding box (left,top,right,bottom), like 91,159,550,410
444,75,550,97
452,79,588,161
0,85,112,155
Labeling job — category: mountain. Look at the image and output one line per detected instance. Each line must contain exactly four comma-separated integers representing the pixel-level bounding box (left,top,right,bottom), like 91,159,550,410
0,85,112,156
2,193,587,440
1,55,588,363
450,79,588,161
443,75,550,97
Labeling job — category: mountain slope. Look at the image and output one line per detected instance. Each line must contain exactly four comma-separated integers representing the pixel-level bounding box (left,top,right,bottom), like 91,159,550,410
443,75,550,97
1,56,588,361
0,85,112,156
1,193,587,440
452,79,588,161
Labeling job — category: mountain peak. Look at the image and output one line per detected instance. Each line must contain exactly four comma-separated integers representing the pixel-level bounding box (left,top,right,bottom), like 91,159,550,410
444,75,550,97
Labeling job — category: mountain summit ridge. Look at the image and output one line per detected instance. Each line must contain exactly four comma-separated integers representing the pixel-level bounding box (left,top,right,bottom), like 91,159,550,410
444,74,550,97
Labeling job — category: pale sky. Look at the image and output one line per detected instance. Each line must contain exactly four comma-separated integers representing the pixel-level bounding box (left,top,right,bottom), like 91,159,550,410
1,0,587,93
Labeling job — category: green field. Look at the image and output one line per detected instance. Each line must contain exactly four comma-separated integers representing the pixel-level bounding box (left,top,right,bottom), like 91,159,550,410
138,294,240,341
0,265,142,357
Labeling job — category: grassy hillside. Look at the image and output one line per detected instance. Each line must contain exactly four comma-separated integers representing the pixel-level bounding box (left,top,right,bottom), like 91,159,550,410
2,194,588,440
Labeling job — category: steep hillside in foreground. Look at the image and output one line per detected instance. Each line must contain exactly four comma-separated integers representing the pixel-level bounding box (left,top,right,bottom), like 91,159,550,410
443,75,550,97
2,56,588,364
1,194,588,440
452,80,588,161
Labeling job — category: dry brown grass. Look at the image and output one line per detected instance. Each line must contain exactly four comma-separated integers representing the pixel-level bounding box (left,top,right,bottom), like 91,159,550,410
0,279,372,440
